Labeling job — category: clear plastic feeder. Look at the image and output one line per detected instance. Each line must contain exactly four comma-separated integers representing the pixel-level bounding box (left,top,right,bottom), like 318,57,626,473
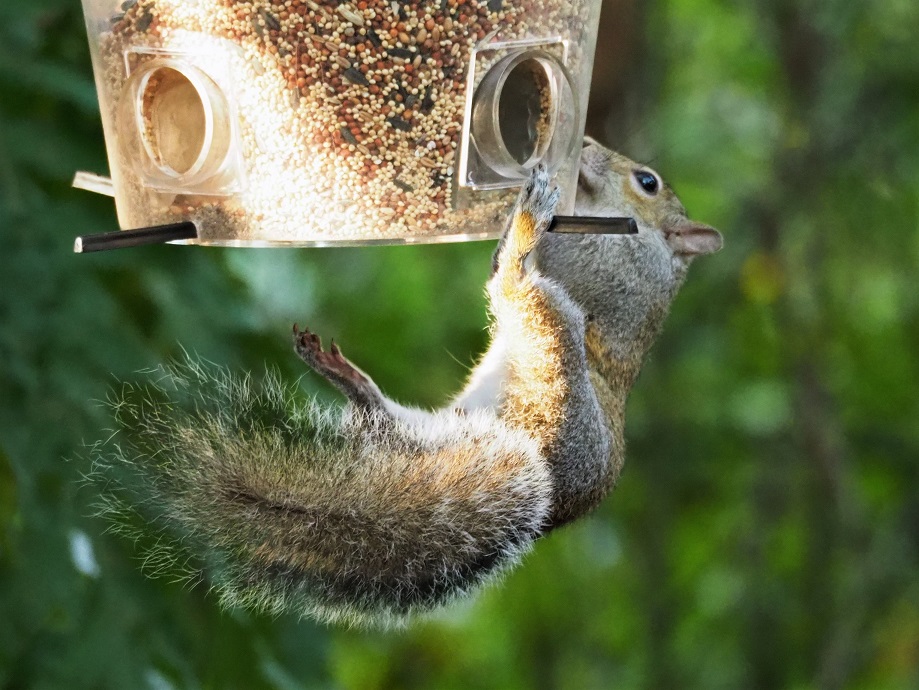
79,0,603,246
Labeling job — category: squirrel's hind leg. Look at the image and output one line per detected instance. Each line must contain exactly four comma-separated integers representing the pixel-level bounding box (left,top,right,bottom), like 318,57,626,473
293,325,387,410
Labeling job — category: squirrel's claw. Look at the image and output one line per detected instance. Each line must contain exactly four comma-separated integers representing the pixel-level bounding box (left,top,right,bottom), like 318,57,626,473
293,324,324,352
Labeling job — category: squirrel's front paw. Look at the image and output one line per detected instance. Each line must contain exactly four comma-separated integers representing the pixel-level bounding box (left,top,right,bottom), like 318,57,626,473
518,164,559,226
499,165,560,275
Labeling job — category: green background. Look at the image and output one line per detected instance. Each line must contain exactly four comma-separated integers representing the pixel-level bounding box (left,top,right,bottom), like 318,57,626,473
2,0,918,688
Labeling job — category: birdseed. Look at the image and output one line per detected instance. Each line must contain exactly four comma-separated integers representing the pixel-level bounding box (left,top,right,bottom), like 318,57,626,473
90,0,595,244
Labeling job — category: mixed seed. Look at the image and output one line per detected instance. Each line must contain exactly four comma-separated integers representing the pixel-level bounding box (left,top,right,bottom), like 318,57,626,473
93,0,592,243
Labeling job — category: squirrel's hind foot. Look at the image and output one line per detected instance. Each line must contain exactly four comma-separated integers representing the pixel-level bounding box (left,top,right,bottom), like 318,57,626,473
293,324,386,409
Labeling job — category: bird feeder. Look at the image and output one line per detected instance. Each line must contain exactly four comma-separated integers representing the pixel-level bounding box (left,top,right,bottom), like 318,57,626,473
76,0,633,250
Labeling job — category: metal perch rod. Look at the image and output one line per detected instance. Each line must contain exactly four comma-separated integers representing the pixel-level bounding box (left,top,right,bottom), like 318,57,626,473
73,222,198,253
548,216,638,235
72,217,637,253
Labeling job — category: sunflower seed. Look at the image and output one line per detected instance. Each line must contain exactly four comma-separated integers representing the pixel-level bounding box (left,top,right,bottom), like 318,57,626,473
387,117,412,132
261,9,281,31
340,126,358,145
343,67,369,85
135,11,153,31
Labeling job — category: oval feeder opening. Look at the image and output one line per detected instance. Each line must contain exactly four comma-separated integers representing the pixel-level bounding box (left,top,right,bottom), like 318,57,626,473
139,66,207,177
498,58,553,168
119,59,235,192
470,50,578,183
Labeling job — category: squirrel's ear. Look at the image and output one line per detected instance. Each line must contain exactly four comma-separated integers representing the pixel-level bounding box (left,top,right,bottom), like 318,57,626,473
666,220,723,256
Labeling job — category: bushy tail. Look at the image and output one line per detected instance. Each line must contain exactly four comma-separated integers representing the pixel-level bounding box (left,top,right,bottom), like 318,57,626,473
88,357,551,626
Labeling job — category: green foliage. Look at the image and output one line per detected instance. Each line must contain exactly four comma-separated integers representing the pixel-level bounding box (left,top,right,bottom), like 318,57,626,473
1,0,917,688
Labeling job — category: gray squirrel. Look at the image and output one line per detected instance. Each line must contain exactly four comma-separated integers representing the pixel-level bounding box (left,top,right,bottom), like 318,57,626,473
92,138,722,627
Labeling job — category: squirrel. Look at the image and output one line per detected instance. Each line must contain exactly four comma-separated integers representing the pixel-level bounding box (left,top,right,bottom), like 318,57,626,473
91,138,722,627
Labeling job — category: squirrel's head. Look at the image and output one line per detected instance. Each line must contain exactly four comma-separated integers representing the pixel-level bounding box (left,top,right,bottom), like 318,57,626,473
574,137,723,260
534,138,723,359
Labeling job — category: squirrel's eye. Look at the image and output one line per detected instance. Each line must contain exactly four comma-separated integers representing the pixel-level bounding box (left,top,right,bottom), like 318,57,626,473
634,171,659,195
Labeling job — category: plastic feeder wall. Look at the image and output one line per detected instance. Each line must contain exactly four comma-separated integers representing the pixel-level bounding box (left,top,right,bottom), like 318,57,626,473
80,0,603,246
